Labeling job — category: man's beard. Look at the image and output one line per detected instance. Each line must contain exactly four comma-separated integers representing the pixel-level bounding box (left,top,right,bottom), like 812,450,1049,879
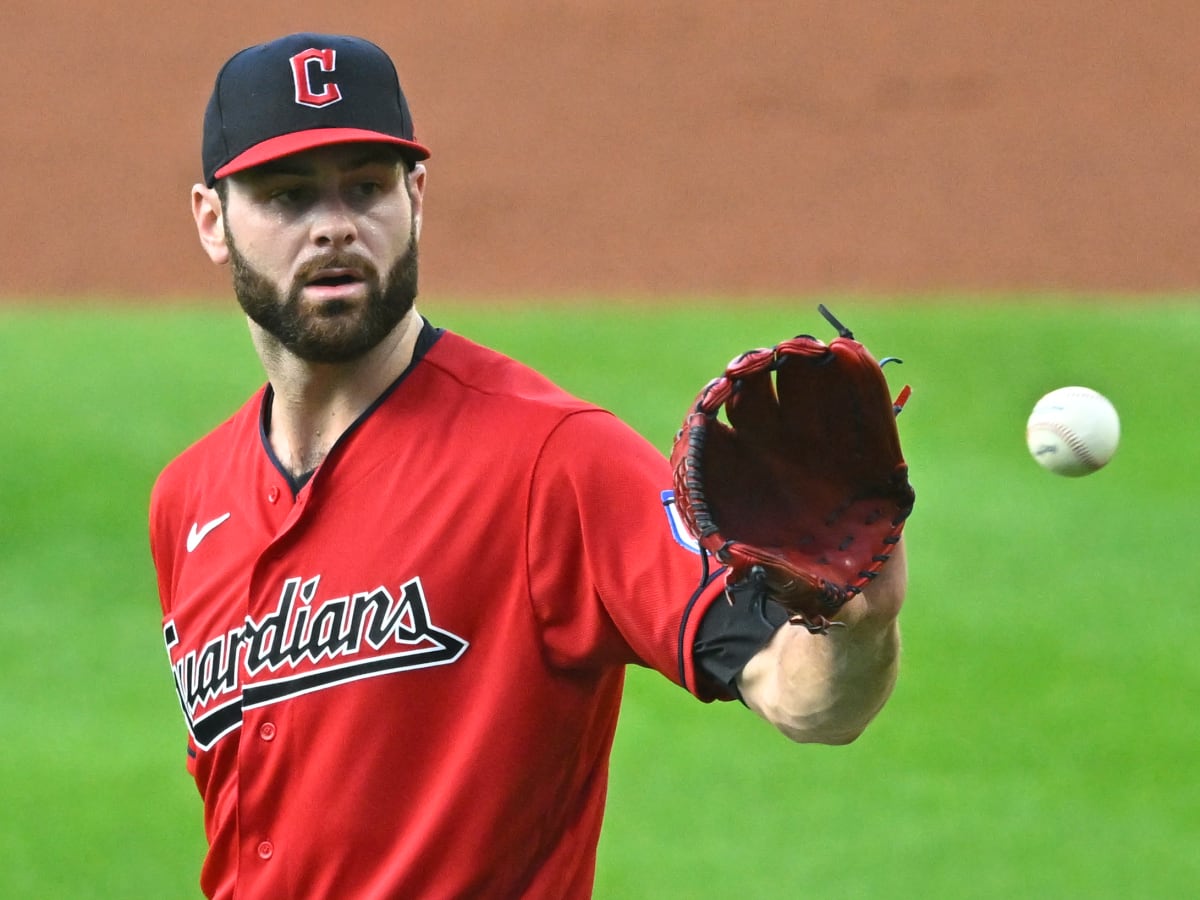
228,226,419,364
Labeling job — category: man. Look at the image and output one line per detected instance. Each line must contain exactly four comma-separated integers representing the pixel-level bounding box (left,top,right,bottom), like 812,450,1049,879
150,32,907,899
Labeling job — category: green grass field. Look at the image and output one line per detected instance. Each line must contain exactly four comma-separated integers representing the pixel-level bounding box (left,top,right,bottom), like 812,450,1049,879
2,298,1197,898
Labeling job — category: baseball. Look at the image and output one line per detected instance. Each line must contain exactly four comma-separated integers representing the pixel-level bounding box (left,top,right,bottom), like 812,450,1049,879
1025,386,1120,476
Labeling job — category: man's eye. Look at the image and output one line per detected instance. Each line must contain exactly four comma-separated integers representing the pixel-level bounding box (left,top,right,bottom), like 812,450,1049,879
269,187,309,205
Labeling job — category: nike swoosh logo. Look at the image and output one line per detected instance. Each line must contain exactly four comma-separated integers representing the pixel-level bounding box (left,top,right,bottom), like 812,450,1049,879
187,513,231,553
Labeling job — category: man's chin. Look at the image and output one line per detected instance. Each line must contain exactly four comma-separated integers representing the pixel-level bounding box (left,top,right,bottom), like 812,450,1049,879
288,320,379,364
306,299,358,321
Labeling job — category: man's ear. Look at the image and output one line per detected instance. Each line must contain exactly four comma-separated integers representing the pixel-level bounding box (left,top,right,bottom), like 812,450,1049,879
407,164,427,241
192,184,229,265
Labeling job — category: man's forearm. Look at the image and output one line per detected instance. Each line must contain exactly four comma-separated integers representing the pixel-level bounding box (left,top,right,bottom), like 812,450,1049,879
737,541,907,744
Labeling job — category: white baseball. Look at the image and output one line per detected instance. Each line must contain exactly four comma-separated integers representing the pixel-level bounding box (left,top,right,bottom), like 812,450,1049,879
1025,386,1120,476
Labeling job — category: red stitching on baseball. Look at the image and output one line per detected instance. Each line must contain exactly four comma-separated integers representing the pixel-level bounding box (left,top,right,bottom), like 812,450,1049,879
1031,421,1098,468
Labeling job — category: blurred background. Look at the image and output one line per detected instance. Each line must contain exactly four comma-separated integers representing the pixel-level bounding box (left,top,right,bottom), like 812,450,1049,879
6,0,1200,302
2,3,1198,898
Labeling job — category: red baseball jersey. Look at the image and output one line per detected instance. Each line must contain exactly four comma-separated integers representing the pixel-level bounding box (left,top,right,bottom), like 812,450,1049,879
150,323,730,898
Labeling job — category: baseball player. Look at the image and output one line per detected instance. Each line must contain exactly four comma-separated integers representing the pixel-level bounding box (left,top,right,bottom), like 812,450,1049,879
150,32,909,899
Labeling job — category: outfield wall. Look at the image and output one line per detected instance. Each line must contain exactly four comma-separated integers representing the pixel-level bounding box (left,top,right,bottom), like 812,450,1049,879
8,2,1200,300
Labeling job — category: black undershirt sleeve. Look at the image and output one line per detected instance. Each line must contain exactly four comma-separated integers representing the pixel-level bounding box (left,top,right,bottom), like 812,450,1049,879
693,585,791,703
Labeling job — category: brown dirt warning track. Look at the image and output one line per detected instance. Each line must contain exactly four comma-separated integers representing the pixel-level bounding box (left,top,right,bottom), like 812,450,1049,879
7,2,1200,302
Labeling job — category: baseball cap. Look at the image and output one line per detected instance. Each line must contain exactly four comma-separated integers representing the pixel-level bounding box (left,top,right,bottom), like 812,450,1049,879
202,33,431,187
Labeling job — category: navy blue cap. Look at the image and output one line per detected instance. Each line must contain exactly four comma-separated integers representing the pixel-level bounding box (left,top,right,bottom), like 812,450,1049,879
202,33,431,187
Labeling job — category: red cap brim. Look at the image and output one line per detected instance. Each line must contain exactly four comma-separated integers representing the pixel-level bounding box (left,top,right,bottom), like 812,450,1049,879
213,128,431,181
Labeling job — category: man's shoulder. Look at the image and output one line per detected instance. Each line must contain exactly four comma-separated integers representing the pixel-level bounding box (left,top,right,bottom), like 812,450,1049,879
152,387,266,493
148,387,266,582
422,329,596,415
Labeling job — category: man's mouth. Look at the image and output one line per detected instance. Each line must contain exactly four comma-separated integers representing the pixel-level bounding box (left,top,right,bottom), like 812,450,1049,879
301,268,369,302
307,269,364,288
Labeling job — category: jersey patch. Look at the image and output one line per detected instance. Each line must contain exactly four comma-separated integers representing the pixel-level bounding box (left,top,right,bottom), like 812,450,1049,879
661,489,700,554
164,575,468,750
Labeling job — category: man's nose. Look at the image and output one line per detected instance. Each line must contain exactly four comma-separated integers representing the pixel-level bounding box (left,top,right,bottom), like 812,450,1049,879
311,200,358,248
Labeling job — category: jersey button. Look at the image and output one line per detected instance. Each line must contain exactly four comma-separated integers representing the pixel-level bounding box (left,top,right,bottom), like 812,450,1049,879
257,841,274,860
259,722,276,741
267,486,280,504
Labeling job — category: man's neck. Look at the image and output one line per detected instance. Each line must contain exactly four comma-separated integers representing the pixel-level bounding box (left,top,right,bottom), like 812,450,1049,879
254,309,423,478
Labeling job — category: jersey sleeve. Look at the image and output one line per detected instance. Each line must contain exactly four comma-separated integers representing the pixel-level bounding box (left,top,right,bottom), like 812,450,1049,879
524,409,731,698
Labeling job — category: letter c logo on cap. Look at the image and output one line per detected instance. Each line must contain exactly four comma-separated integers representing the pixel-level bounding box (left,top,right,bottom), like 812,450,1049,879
290,48,342,108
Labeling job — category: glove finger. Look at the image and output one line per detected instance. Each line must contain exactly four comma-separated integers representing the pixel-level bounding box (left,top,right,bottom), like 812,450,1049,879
773,341,839,468
775,338,901,478
724,367,782,442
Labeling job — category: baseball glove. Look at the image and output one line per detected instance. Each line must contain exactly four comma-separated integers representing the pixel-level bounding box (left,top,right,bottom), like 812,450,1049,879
670,305,915,633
